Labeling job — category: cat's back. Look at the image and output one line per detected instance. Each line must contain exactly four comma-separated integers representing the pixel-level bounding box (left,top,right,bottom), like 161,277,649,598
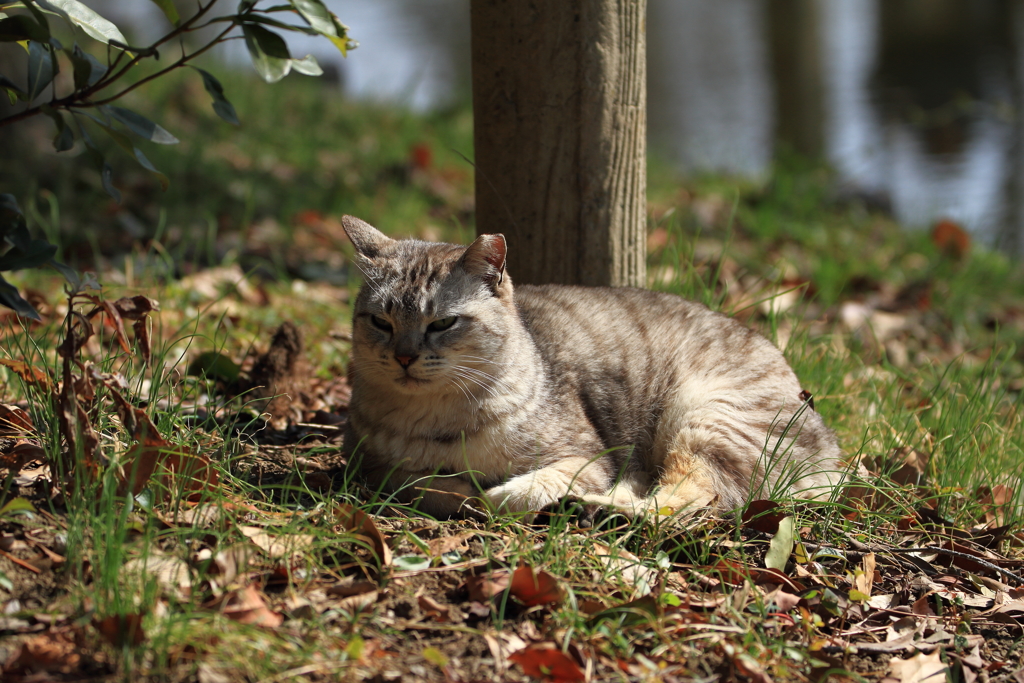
513,284,775,369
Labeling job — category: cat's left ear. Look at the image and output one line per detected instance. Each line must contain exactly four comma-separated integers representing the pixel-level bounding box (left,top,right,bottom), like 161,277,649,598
461,234,507,287
343,215,394,260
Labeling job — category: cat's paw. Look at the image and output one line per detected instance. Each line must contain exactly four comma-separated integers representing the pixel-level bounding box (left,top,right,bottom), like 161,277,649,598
536,496,634,529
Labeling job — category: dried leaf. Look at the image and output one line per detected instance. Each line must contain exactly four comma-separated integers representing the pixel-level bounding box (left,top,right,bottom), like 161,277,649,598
92,613,146,647
764,516,795,571
465,570,511,602
0,358,52,389
0,404,34,436
2,628,82,674
509,643,585,683
509,564,564,607
889,649,947,683
217,584,283,627
239,526,315,560
331,503,392,566
742,499,786,534
855,553,876,597
120,441,219,498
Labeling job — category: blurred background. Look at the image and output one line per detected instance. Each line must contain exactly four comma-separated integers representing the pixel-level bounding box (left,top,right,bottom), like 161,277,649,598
82,0,1024,255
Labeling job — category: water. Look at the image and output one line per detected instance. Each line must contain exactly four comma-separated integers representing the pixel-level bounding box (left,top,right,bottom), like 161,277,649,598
88,0,1024,252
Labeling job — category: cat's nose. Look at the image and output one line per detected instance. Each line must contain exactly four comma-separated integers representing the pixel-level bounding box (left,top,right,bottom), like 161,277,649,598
396,354,418,368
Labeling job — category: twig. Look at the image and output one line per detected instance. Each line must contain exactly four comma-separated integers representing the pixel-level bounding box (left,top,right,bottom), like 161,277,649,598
807,540,1024,585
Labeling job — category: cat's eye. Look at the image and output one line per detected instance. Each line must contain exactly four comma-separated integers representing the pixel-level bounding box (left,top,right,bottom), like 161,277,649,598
427,316,458,332
370,315,393,332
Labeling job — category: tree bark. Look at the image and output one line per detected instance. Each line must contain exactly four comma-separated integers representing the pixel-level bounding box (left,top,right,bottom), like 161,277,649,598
768,0,825,158
470,0,646,287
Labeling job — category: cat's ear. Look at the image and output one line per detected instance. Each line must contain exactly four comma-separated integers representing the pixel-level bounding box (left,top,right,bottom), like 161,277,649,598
343,215,393,259
460,234,507,286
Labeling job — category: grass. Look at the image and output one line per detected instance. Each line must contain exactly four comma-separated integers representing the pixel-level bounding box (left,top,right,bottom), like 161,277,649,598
1,61,1024,681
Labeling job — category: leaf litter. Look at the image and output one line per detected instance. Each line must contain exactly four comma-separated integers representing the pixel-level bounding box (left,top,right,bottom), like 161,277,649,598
1,230,1023,681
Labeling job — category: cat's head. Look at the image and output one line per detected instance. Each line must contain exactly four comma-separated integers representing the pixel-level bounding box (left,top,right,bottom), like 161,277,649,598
342,215,515,395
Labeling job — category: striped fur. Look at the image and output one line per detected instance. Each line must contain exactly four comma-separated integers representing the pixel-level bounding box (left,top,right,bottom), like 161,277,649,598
341,216,841,518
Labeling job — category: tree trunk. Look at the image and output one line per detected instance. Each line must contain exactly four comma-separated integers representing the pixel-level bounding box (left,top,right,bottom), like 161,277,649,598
470,0,646,287
768,0,825,158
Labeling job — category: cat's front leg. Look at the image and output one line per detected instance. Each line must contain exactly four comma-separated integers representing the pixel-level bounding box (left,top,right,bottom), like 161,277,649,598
485,457,611,514
358,464,481,518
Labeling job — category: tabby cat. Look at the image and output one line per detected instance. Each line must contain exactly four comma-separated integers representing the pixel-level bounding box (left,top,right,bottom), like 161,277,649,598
341,216,841,518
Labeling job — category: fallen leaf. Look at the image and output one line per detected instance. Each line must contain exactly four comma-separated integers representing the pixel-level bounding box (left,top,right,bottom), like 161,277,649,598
0,404,34,436
509,643,585,683
239,526,315,560
2,628,82,675
465,569,511,602
510,565,564,608
931,218,970,259
332,503,392,566
855,553,876,597
93,613,146,647
0,358,52,389
742,500,786,534
764,516,795,571
217,584,284,627
889,649,947,683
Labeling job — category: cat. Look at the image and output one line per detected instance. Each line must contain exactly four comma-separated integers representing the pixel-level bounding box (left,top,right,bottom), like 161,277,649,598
341,215,841,519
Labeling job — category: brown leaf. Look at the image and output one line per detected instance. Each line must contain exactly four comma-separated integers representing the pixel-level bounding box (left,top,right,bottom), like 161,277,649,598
427,531,474,558
0,404,34,436
239,526,315,560
120,442,220,498
509,643,585,683
931,218,970,259
133,318,151,364
977,485,1015,528
0,358,52,389
217,584,284,627
417,594,452,622
889,649,948,683
332,503,392,566
93,613,146,647
855,553,876,597
465,570,511,602
112,295,159,320
510,565,564,607
2,628,82,675
742,500,786,534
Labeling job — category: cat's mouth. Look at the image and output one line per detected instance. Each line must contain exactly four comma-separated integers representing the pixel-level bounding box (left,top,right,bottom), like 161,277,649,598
396,374,430,389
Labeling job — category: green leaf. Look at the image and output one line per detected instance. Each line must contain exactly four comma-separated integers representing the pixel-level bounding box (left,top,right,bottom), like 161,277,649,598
764,515,795,571
146,0,178,25
48,256,79,288
0,231,58,271
289,0,336,36
40,0,127,46
0,273,40,320
392,555,431,571
67,43,106,89
101,161,121,203
242,24,291,83
186,351,240,383
0,14,49,42
132,146,169,190
43,107,74,151
0,73,25,102
192,67,240,126
0,496,38,516
0,571,12,591
290,53,322,76
103,105,178,144
232,13,317,35
26,39,54,100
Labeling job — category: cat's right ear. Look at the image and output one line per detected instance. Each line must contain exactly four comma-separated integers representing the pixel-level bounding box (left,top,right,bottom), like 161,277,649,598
461,234,507,288
343,215,394,260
